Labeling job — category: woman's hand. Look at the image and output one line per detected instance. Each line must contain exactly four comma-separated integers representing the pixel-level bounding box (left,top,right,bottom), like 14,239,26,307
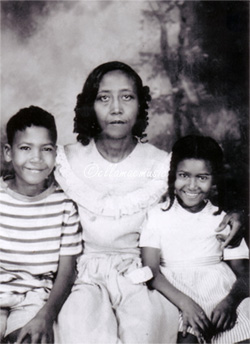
180,297,211,343
16,312,54,344
215,211,244,248
211,298,237,333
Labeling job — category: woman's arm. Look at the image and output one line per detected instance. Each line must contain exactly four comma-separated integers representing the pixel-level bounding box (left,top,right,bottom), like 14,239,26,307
141,247,211,342
215,211,245,248
211,258,249,333
16,255,77,344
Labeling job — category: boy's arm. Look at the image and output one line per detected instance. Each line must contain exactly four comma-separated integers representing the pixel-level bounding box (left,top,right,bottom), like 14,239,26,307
16,255,77,344
141,247,211,343
211,258,249,332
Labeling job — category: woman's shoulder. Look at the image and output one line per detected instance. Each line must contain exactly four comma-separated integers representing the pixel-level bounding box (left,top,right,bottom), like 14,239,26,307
138,142,170,160
57,141,95,166
64,141,93,159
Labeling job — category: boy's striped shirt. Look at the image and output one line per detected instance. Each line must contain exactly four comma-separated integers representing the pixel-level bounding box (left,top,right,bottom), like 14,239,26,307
0,178,82,294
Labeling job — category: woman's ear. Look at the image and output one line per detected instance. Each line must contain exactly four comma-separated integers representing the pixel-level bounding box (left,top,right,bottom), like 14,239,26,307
4,144,12,162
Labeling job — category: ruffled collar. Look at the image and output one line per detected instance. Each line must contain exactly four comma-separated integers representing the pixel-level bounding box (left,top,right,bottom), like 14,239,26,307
55,143,168,218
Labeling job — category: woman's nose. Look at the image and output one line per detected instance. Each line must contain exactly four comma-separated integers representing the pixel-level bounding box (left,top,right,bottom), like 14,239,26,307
111,97,122,114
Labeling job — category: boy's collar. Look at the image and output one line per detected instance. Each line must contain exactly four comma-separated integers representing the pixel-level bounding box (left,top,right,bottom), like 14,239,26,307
0,176,57,202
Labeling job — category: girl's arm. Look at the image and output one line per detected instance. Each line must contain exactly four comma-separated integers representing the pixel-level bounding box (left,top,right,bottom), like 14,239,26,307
142,247,211,343
211,258,249,332
16,255,77,344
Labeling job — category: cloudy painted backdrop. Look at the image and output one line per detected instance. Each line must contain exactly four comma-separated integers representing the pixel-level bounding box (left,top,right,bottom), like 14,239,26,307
1,1,249,213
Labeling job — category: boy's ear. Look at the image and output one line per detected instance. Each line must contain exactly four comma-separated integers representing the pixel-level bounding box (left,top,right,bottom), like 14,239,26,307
4,144,12,162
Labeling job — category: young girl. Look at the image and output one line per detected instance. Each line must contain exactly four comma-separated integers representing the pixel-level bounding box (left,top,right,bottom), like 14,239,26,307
140,135,249,344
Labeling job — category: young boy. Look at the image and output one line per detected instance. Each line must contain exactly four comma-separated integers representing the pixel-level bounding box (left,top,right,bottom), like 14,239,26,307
0,106,82,343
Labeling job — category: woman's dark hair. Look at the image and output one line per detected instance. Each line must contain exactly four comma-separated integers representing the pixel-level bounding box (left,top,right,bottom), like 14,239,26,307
166,135,225,213
74,61,151,145
6,105,57,145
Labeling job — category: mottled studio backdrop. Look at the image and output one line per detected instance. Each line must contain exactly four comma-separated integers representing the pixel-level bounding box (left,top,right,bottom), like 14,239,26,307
1,1,249,214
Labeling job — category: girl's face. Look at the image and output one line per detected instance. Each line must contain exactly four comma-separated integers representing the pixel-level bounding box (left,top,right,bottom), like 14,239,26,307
175,158,213,213
94,70,139,140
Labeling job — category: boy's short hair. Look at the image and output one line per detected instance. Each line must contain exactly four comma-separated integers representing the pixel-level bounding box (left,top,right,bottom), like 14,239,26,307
6,106,57,146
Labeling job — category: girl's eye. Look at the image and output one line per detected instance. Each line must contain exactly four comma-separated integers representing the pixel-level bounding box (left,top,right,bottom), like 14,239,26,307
198,176,208,181
19,146,30,151
178,173,188,179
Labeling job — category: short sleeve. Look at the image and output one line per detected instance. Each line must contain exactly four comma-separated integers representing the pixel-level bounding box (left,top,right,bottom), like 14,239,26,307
139,210,161,249
60,200,83,256
223,238,249,260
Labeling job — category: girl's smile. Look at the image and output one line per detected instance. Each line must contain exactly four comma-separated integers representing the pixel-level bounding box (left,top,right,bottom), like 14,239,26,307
175,158,213,213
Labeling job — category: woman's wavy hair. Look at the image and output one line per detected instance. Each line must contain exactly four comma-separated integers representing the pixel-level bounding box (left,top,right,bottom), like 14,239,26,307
166,135,225,214
74,61,151,145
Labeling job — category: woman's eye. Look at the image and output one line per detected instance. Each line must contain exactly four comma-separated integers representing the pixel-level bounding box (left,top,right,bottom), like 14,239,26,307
122,94,133,101
97,95,110,102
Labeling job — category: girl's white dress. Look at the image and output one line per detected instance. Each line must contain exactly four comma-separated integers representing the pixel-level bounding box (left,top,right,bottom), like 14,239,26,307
54,140,178,344
140,200,250,344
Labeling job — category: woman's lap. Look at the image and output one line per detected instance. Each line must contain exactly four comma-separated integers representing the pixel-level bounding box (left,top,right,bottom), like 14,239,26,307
54,283,119,344
55,271,178,344
116,276,178,343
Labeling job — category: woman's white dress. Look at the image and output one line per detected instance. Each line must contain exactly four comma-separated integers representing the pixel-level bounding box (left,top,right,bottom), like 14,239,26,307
54,140,178,344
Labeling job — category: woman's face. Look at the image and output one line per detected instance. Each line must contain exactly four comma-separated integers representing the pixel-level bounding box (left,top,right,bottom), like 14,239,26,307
94,70,139,140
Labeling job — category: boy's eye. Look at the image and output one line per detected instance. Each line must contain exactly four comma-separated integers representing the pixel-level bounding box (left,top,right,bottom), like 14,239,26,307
42,146,54,152
19,146,30,151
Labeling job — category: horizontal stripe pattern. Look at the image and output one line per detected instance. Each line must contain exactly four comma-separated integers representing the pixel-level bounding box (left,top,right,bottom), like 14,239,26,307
0,179,83,294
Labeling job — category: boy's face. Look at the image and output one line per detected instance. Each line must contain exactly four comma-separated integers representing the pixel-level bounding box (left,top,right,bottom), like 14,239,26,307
4,125,56,196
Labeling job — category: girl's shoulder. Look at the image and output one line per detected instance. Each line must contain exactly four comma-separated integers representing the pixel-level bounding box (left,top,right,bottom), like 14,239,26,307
147,201,171,219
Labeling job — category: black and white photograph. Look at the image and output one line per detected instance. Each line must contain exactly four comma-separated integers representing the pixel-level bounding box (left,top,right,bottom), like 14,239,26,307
0,1,249,343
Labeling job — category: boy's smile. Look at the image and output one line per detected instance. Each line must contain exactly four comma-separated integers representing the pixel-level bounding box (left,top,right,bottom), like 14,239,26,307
4,126,56,196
